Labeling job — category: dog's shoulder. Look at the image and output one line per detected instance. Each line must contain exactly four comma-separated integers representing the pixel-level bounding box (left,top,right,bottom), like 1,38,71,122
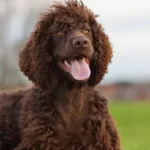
0,86,33,112
89,89,108,116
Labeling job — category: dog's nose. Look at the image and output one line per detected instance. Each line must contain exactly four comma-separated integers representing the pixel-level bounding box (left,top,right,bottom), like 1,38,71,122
73,37,89,48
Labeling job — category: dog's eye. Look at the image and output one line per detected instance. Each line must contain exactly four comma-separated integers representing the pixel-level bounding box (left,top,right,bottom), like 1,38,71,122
83,29,90,34
55,32,64,37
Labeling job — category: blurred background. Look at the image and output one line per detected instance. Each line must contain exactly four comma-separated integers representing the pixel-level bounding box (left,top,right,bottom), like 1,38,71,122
0,0,150,149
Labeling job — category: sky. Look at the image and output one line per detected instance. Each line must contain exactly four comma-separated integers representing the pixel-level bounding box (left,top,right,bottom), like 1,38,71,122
82,0,150,83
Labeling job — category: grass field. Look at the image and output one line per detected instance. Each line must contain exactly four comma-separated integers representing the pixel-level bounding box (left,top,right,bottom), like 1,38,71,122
109,102,150,150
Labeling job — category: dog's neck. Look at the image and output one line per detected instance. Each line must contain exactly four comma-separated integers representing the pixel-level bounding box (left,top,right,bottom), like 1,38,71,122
52,83,92,127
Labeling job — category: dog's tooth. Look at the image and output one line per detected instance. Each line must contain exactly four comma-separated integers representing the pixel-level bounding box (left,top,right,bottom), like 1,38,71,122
64,60,69,67
80,57,85,62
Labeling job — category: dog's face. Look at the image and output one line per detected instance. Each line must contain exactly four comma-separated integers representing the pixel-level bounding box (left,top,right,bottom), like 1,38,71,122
53,22,94,82
19,0,112,88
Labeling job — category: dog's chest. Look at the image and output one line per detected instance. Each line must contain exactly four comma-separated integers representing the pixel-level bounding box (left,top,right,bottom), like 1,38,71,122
47,88,106,149
51,115,102,150
50,102,103,150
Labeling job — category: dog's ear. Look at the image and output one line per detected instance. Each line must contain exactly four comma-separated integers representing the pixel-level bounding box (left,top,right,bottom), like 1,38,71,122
19,14,57,88
88,15,112,86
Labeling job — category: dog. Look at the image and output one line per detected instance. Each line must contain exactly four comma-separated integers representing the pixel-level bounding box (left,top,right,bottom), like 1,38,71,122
0,1,121,150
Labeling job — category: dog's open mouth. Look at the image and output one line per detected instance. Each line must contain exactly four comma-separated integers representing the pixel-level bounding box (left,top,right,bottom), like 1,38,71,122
59,56,91,81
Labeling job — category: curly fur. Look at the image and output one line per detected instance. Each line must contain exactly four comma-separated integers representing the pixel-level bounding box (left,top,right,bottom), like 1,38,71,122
0,1,121,150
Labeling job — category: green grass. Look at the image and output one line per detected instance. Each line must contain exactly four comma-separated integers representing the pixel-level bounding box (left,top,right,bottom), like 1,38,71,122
109,102,150,150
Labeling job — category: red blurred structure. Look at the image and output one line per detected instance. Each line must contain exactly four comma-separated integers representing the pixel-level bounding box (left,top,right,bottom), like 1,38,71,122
96,82,150,101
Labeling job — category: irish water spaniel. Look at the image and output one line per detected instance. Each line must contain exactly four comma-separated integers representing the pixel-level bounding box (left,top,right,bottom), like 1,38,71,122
0,1,121,150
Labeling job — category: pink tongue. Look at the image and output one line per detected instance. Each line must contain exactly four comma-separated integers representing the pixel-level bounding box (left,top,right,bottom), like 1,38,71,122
70,58,91,80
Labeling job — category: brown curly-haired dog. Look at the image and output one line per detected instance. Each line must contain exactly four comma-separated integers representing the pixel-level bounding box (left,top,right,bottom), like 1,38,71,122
0,1,121,150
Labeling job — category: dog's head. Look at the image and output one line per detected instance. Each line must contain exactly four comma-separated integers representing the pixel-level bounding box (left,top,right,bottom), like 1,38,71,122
19,0,112,88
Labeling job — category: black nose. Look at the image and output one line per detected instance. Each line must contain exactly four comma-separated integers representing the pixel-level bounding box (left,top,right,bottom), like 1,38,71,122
73,37,89,48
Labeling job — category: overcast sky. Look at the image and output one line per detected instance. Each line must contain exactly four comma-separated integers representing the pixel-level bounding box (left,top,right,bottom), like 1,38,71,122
82,0,150,83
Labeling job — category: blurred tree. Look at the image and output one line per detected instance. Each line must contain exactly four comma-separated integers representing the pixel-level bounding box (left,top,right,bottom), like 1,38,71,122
0,0,52,89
